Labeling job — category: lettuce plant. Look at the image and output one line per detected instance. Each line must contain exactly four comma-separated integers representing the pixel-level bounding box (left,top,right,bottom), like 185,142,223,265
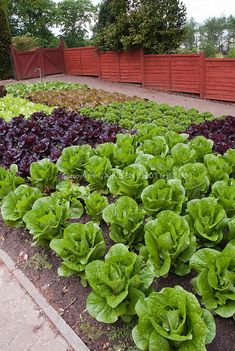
28,158,59,191
23,196,70,246
85,191,108,221
95,142,116,165
52,180,85,219
141,179,185,214
204,154,232,183
85,244,155,323
137,136,169,157
187,197,227,246
143,210,196,277
174,163,210,199
149,155,174,179
56,145,94,176
171,143,195,166
107,164,148,199
84,156,112,190
102,196,144,245
1,185,42,227
164,131,189,149
211,179,235,217
135,154,154,174
0,165,24,201
190,240,235,318
189,136,214,162
223,149,235,175
50,222,105,285
113,134,138,167
132,285,215,351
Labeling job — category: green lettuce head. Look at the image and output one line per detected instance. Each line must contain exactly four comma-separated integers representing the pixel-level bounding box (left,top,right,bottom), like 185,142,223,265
107,164,149,199
28,158,59,191
144,210,196,277
137,136,169,157
189,136,214,162
141,179,185,214
50,222,105,286
1,184,42,228
174,163,210,200
132,285,215,351
211,179,235,217
85,191,109,221
190,240,235,318
0,164,24,201
204,154,232,184
84,155,112,190
187,197,227,246
85,244,155,323
103,196,144,245
23,196,70,246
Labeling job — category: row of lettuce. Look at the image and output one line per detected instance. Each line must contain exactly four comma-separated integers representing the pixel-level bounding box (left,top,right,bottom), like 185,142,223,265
1,126,235,350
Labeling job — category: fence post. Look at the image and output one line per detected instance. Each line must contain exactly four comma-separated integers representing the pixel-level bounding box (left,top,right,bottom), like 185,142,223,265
140,49,146,87
59,38,66,75
117,52,121,82
38,48,45,78
10,45,21,80
199,52,206,99
169,55,172,91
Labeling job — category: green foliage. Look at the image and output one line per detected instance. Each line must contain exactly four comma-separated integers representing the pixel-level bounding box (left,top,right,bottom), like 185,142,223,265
0,95,53,121
1,184,42,227
56,145,94,176
23,196,70,246
85,243,155,323
0,0,12,79
190,240,235,317
141,179,185,215
211,179,235,217
0,165,24,202
85,191,108,221
186,197,227,246
107,164,148,199
50,222,105,285
12,34,39,51
81,100,216,131
143,210,196,277
29,159,59,191
52,180,86,219
6,81,87,98
84,156,112,190
57,0,96,48
132,285,215,350
95,0,187,53
103,196,144,245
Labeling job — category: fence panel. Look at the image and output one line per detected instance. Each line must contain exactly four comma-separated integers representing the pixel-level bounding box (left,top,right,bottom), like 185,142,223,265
99,52,120,82
204,59,235,102
64,47,99,76
119,50,142,83
144,54,171,90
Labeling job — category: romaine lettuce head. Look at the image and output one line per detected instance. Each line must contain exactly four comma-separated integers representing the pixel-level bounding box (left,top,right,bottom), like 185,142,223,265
144,210,196,277
171,143,195,166
164,131,189,149
85,244,155,323
0,164,24,201
189,136,214,162
28,158,59,191
102,196,144,245
132,285,215,351
137,136,169,157
190,240,235,318
84,155,112,190
23,196,70,246
50,222,105,284
187,197,227,246
211,179,235,217
107,164,149,199
149,155,174,179
141,179,185,214
204,154,232,184
85,191,109,221
174,163,210,200
1,184,42,227
56,144,94,176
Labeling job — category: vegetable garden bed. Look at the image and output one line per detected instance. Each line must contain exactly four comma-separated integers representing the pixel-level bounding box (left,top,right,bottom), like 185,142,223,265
0,81,235,351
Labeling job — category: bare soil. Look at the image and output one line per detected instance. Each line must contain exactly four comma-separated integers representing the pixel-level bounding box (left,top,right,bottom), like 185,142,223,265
0,218,234,351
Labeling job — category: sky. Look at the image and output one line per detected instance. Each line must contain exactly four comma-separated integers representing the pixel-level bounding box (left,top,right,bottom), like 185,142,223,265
91,0,235,23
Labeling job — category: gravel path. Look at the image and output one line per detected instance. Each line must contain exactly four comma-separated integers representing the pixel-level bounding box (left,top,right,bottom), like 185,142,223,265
2,74,235,116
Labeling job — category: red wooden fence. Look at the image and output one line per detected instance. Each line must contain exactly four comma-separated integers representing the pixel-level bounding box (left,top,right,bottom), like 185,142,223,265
11,42,235,103
11,42,65,80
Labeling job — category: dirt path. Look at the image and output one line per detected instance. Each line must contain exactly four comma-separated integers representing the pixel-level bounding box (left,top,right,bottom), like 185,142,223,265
2,74,235,116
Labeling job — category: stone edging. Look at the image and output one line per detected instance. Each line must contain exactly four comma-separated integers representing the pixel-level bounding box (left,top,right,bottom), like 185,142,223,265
0,248,90,351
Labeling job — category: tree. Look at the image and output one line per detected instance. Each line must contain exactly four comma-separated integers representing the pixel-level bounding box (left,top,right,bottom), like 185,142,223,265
183,17,199,50
95,0,187,54
0,0,12,79
57,0,96,48
8,0,57,47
